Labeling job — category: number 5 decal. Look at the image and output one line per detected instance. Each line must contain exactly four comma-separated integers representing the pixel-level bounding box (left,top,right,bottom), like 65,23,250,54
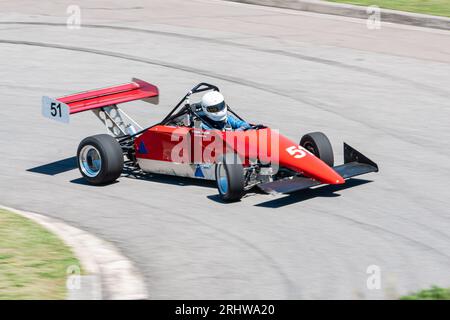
286,146,307,159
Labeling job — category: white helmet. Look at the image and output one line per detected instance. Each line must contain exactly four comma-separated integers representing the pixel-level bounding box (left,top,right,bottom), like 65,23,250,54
201,91,227,122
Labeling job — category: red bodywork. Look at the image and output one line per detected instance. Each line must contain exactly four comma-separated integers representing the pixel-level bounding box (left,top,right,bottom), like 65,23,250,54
134,126,345,185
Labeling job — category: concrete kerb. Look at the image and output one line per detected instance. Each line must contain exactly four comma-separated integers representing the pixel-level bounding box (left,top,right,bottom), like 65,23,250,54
225,0,450,30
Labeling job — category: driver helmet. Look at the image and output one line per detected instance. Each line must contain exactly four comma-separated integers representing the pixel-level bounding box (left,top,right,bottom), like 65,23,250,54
201,91,227,122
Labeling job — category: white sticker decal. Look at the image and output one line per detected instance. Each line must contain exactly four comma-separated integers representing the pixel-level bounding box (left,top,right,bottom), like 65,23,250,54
286,146,306,159
42,96,70,123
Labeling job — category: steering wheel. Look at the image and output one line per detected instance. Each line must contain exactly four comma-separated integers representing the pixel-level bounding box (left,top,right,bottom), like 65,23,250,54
243,124,266,131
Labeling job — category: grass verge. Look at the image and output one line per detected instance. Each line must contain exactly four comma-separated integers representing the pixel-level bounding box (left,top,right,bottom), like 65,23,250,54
327,0,450,18
0,208,80,299
401,286,450,300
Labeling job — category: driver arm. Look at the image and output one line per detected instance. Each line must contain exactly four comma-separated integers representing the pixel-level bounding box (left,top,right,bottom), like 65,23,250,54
228,115,251,130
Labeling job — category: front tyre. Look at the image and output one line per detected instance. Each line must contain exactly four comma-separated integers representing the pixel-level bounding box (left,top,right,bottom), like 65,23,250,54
300,132,334,167
215,153,245,202
77,134,124,185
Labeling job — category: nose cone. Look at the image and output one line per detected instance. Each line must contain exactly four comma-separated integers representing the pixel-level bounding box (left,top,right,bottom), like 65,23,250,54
303,159,346,185
323,168,345,185
336,176,345,184
305,159,345,185
276,133,345,185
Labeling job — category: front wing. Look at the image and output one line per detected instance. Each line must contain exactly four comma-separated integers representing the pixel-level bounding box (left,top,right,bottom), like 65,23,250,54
257,143,378,194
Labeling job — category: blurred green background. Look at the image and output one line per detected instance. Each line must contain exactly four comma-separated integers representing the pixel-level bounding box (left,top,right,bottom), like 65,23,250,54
328,0,450,17
401,286,450,300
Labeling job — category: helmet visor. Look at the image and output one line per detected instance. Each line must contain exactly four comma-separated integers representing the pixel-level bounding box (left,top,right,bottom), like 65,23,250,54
206,101,226,113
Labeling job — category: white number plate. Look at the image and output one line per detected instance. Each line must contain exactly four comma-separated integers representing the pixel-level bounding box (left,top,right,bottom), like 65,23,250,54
42,96,70,123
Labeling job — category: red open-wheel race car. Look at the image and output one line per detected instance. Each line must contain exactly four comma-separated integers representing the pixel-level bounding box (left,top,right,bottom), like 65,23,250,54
42,79,378,202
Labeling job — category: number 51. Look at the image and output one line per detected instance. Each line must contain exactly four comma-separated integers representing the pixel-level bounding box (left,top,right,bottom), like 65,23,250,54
51,102,62,117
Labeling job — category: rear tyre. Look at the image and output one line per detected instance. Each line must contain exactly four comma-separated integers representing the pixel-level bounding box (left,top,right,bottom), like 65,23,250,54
300,132,334,167
215,153,245,202
77,134,124,185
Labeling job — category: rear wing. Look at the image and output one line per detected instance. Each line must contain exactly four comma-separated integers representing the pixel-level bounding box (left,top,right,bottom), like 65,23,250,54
42,78,159,136
42,78,159,123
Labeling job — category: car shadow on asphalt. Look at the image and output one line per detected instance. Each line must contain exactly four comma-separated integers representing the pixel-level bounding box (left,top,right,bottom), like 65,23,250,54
27,157,216,188
254,178,373,208
70,172,216,188
69,177,120,186
27,156,77,175
122,170,217,188
27,158,373,206
206,187,267,204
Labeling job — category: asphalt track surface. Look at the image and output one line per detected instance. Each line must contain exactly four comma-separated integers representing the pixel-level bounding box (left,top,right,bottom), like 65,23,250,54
1,0,450,299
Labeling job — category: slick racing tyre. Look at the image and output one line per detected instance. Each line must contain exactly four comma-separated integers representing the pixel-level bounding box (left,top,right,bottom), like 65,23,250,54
215,153,245,202
77,134,124,185
300,132,334,167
